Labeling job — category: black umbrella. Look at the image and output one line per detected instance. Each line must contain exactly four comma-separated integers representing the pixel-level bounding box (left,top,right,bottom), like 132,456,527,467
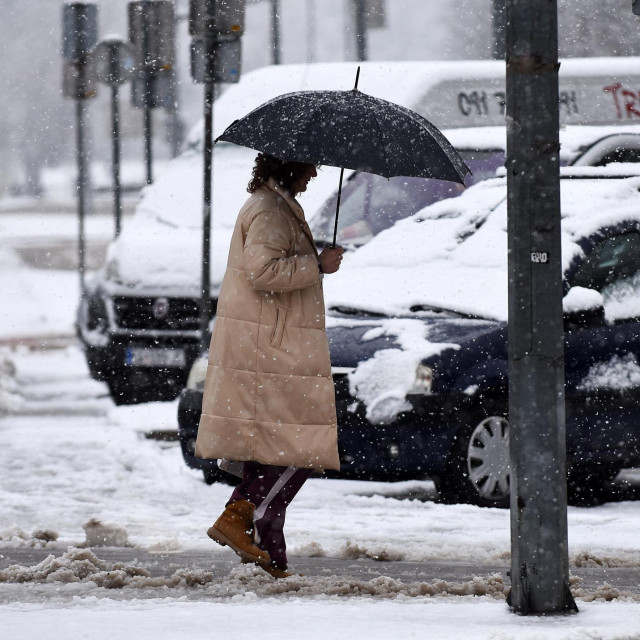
216,69,471,246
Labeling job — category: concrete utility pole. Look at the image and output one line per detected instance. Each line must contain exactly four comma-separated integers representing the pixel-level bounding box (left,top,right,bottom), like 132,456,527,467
505,0,577,615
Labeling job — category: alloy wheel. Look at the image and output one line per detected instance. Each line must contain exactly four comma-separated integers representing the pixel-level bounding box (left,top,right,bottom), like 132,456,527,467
466,415,511,502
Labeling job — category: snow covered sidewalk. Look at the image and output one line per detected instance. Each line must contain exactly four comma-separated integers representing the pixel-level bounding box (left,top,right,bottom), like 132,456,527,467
1,211,639,639
2,597,640,640
2,345,640,563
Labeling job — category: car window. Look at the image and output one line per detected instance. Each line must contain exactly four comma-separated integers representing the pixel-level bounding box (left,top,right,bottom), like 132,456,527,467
311,150,504,246
366,176,461,236
571,232,640,320
602,271,640,321
325,178,371,244
595,148,640,165
571,233,640,291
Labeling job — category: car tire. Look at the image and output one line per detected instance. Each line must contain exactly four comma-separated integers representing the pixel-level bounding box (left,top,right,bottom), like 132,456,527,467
203,466,240,486
437,402,511,508
107,376,142,405
203,467,223,485
84,347,109,382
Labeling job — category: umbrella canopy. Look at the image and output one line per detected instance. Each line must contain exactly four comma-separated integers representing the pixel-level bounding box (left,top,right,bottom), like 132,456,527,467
216,87,470,184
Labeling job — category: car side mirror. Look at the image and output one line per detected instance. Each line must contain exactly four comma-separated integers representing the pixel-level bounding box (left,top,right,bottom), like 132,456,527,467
563,286,606,331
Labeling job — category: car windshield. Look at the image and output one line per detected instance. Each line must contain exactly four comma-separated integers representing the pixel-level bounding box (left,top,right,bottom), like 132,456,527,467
310,150,504,246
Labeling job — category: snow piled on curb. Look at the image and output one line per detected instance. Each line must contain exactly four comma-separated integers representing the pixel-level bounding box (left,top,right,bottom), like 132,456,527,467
0,547,507,598
2,547,639,605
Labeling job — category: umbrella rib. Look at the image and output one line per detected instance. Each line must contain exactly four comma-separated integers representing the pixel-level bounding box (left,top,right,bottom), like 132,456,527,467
291,93,335,166
365,96,394,178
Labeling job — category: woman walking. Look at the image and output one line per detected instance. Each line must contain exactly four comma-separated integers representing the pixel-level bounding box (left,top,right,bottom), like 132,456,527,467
195,153,344,578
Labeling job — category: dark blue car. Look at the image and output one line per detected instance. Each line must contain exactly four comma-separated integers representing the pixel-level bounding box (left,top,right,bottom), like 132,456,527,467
320,171,640,506
178,153,640,507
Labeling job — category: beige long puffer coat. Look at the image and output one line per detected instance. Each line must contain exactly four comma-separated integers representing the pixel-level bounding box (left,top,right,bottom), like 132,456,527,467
195,178,340,471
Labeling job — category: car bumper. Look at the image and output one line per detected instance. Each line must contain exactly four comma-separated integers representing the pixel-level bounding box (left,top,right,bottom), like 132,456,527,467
333,391,459,480
177,388,220,474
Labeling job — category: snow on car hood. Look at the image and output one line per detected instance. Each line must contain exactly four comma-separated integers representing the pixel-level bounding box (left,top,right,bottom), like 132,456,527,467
325,174,640,322
328,315,499,424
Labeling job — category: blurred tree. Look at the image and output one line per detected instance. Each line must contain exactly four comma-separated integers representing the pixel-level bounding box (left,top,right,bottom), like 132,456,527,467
0,0,66,195
558,1,640,57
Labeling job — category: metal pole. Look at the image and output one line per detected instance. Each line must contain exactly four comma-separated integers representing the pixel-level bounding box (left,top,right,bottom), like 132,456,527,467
354,0,367,62
167,6,183,158
492,0,506,60
76,98,88,298
142,6,153,185
271,0,281,65
111,84,123,237
506,0,577,615
200,80,214,352
144,107,153,185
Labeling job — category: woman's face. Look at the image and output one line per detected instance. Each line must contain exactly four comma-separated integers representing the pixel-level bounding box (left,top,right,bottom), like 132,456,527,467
293,164,317,194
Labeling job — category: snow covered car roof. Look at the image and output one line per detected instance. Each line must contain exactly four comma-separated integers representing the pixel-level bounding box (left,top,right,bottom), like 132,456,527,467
324,168,640,323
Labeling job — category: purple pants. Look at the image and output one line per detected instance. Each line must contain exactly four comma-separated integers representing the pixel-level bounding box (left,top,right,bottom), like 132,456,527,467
229,462,312,569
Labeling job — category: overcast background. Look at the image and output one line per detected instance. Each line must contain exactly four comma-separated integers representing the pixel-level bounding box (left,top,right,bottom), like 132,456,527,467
1,0,640,198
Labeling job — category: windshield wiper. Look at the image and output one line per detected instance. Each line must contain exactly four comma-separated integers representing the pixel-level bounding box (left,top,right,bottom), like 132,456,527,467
409,304,487,320
329,305,388,318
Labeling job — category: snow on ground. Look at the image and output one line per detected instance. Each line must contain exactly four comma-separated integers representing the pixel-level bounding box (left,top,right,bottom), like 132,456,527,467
2,598,640,640
2,210,640,637
2,346,640,567
0,211,115,340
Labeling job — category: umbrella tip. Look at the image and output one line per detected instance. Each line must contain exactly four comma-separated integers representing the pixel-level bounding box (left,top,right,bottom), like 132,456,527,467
353,66,361,91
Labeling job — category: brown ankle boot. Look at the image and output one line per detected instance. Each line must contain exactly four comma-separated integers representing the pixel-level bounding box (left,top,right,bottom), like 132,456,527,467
207,500,271,565
260,563,293,579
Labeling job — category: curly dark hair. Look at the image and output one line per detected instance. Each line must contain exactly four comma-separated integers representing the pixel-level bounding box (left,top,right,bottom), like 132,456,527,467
247,153,313,195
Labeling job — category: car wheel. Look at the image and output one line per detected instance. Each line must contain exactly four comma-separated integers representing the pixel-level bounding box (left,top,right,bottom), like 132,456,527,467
438,406,511,508
107,376,141,405
202,466,240,486
203,467,223,485
84,347,109,382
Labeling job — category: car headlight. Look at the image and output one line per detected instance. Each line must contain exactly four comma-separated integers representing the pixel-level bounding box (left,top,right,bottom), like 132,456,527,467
186,354,209,391
407,364,434,395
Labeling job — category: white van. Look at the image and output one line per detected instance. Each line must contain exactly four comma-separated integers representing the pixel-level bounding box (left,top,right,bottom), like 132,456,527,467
77,58,640,404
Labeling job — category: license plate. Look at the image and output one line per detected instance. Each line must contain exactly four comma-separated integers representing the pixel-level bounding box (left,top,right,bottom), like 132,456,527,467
125,348,187,368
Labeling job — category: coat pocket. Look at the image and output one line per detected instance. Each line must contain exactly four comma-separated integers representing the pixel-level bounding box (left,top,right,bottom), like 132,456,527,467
270,305,288,349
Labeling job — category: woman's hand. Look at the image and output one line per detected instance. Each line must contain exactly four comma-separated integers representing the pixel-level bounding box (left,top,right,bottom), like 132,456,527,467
318,246,344,274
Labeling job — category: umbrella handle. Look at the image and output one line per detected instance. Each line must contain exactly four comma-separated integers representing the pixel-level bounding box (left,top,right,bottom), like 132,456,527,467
331,167,345,248
330,66,360,248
